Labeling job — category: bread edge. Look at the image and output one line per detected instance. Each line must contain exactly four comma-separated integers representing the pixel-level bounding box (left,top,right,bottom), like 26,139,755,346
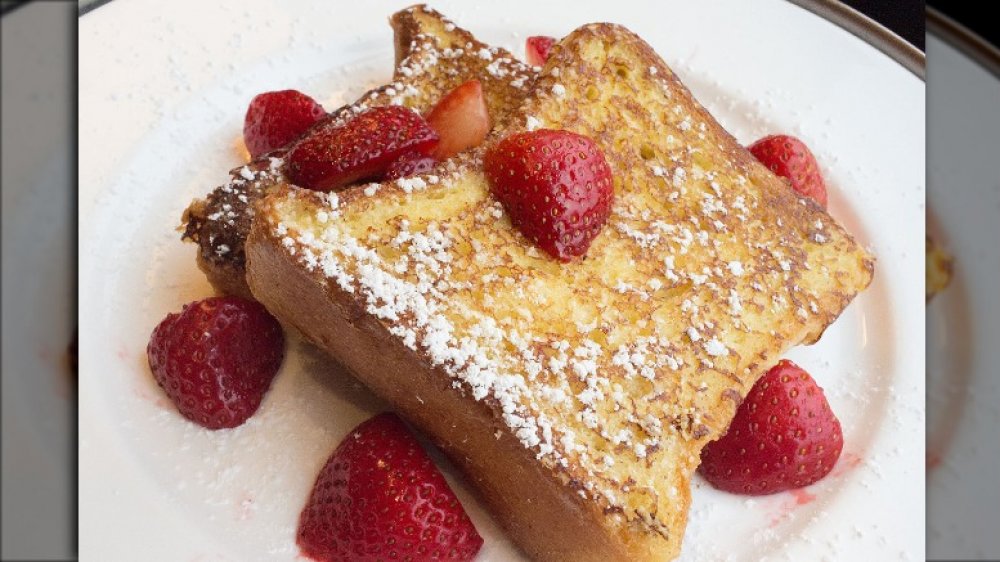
245,218,679,562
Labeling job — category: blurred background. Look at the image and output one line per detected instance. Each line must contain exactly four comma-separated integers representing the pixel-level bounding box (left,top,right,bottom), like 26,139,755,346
843,0,924,49
924,2,1000,560
2,1,76,560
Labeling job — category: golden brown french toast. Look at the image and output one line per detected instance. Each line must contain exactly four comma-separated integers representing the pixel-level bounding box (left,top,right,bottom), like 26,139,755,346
181,5,535,298
246,23,874,562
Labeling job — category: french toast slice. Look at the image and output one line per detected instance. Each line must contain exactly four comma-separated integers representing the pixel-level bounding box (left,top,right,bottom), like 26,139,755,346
246,23,874,562
181,5,535,298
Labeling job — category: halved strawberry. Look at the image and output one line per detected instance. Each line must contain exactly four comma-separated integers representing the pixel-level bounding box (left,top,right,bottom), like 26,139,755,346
484,129,614,261
425,79,491,160
297,413,483,562
243,90,326,159
698,360,843,495
748,134,828,208
525,36,556,66
384,151,437,181
287,106,439,192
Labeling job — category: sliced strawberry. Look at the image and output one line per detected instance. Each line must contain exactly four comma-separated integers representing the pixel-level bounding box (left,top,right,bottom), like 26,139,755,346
525,36,556,66
297,413,483,562
384,151,437,181
484,129,614,261
146,297,285,430
243,90,326,159
287,106,439,192
425,79,491,160
698,360,844,495
748,134,828,208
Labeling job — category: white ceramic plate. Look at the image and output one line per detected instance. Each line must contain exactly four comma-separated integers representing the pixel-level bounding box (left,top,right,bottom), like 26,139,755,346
926,13,1000,560
78,1,925,559
1,3,75,560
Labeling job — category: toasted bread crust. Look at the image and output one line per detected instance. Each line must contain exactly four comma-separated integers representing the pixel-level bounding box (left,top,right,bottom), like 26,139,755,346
195,250,255,300
246,219,673,562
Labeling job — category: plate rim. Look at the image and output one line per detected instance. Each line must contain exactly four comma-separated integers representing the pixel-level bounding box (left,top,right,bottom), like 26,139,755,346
927,7,1000,78
74,0,928,79
789,0,925,78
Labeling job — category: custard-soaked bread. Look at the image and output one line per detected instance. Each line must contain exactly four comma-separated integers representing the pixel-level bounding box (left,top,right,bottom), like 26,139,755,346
181,5,535,298
247,23,874,561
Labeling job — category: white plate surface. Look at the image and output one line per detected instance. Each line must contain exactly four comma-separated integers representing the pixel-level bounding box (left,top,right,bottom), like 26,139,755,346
925,30,1000,560
79,1,925,560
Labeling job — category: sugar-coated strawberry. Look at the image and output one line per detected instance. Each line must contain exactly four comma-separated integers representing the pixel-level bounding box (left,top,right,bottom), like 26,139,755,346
146,296,284,430
698,360,843,495
484,129,614,261
243,90,326,159
287,106,439,192
297,413,483,562
525,36,556,66
748,134,828,208
384,151,437,181
425,79,491,159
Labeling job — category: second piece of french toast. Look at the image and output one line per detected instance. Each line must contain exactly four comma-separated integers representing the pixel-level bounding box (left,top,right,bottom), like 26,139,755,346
247,22,874,562
181,5,535,298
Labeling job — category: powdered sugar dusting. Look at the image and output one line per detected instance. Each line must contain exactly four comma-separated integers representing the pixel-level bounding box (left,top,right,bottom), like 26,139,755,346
242,12,873,551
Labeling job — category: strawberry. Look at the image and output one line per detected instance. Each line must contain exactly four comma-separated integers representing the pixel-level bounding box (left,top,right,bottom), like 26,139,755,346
425,79,491,160
297,413,483,562
748,134,828,208
698,360,843,495
525,36,556,66
483,129,614,261
146,296,285,430
243,90,326,159
384,151,437,181
287,106,439,192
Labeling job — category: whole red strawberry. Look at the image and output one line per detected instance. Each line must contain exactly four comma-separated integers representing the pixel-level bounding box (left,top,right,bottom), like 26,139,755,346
484,129,614,261
525,36,556,66
297,413,483,562
287,106,439,192
748,134,828,208
243,90,326,159
146,296,284,430
698,360,843,495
